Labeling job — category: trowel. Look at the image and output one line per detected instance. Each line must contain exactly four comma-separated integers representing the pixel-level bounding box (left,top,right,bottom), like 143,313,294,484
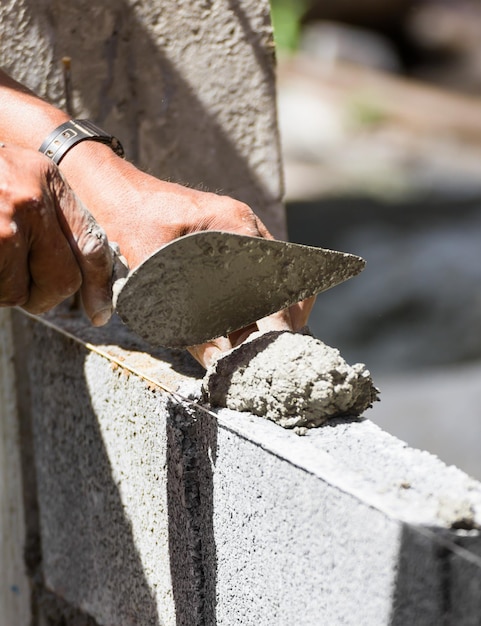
113,230,365,348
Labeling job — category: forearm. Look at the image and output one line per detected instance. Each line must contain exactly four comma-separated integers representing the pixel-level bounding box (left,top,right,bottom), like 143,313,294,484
0,69,141,247
0,70,312,367
0,69,69,147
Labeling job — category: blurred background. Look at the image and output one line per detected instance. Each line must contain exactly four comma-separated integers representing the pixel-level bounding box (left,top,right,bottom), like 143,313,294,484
271,0,481,478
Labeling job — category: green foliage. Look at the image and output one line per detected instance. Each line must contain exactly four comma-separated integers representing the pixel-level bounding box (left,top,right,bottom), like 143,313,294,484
270,0,308,53
347,93,388,128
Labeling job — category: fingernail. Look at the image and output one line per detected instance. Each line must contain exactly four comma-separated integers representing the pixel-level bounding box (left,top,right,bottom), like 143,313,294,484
91,306,112,327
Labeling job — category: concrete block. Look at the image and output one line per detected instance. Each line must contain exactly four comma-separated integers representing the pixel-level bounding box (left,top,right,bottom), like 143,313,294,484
0,310,31,626
192,405,481,626
27,325,179,625
448,537,481,626
15,310,481,625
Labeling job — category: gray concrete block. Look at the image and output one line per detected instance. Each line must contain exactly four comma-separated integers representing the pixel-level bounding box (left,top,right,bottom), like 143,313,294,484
0,311,31,626
193,406,481,626
449,540,481,626
197,420,403,625
17,311,481,625
27,323,179,625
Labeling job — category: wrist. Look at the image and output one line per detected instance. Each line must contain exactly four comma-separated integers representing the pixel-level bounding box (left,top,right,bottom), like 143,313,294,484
39,119,124,164
59,138,134,215
58,141,154,265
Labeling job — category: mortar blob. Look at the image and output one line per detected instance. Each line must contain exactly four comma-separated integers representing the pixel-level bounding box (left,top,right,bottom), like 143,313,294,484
202,331,379,428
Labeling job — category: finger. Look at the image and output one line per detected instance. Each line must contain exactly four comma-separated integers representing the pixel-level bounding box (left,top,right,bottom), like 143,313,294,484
77,215,114,326
228,322,258,347
189,309,295,369
47,167,114,326
0,229,30,308
288,295,316,331
253,215,274,240
256,308,292,335
229,297,315,350
188,336,232,369
191,307,294,368
0,152,28,307
0,149,82,313
24,218,82,314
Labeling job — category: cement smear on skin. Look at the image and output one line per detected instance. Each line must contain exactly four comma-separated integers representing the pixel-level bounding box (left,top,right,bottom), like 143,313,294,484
203,331,379,428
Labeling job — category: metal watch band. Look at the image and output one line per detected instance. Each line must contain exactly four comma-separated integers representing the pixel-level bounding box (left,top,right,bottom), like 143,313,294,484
38,119,125,165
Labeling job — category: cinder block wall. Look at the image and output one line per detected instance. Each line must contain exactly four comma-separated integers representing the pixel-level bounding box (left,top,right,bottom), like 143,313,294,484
2,2,481,625
5,309,481,626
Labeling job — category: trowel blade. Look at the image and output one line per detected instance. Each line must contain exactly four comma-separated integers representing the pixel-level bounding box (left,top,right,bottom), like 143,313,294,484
114,231,365,348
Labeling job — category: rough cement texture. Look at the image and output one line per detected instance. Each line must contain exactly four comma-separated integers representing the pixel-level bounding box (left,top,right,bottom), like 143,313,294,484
196,404,481,625
203,330,379,428
11,310,481,626
27,328,177,626
0,0,285,237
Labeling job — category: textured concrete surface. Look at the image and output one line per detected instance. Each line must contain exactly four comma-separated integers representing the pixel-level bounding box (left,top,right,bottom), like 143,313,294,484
194,405,481,625
15,309,204,626
0,0,285,237
0,310,30,626
13,310,481,626
32,341,175,625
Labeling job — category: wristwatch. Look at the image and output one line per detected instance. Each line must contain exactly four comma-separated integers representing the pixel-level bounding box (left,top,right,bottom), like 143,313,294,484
39,119,124,165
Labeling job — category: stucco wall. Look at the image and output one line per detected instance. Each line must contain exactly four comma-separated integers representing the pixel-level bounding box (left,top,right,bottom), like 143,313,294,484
0,0,285,237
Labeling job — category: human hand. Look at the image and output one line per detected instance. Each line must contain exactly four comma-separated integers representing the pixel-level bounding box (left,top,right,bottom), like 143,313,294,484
0,145,113,325
59,147,315,367
0,71,313,366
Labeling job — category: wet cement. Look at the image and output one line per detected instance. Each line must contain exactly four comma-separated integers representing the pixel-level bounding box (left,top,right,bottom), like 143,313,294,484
203,331,379,428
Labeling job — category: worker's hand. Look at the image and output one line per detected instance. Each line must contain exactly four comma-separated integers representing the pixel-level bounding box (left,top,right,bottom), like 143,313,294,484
187,297,315,369
101,174,315,368
0,145,113,325
122,178,314,368
0,71,310,366
59,146,315,367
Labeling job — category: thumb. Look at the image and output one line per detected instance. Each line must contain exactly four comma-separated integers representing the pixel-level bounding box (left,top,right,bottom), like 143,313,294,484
49,166,114,325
